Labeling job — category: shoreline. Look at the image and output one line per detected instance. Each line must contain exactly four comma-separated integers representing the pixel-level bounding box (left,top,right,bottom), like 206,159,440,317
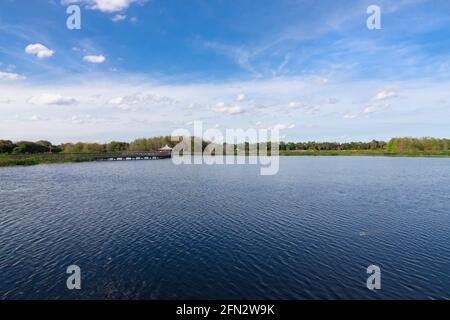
1,151,450,168
279,150,450,157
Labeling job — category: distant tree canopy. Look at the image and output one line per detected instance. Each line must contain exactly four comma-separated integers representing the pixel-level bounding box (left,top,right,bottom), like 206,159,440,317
0,140,16,154
387,137,450,153
278,140,387,151
59,136,178,153
12,141,51,154
0,140,62,154
128,136,176,152
0,137,449,155
107,141,129,152
60,142,106,153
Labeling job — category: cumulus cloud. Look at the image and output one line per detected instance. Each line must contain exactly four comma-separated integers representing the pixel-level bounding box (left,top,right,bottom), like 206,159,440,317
83,55,106,63
324,98,338,104
109,96,124,105
28,93,77,106
288,101,307,109
112,14,127,22
3,74,446,142
109,96,131,110
359,90,398,115
344,113,357,119
236,93,246,101
0,71,26,81
213,102,244,115
62,0,142,13
108,93,176,111
374,90,398,101
287,101,318,114
70,116,83,124
272,123,295,130
69,115,101,124
359,90,398,114
92,0,138,12
25,43,55,59
29,115,43,122
363,103,389,114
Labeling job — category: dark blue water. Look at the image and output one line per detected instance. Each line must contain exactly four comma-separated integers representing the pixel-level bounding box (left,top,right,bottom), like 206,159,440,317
1,157,449,300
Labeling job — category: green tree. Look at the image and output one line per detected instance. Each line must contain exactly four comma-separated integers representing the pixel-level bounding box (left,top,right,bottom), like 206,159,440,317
106,141,129,152
13,141,49,154
0,140,16,154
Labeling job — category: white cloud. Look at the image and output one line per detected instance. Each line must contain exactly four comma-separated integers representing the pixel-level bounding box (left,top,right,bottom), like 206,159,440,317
70,116,85,124
2,74,449,142
324,98,338,104
344,113,357,119
109,96,131,110
374,90,398,101
272,123,295,130
66,115,104,125
288,101,306,109
62,0,141,13
108,93,176,111
25,43,55,59
28,93,77,106
92,0,137,12
29,115,42,122
0,71,26,81
363,103,389,114
213,102,244,115
287,101,317,113
109,96,124,105
83,55,106,63
236,93,246,101
112,14,127,22
360,90,398,114
0,98,13,104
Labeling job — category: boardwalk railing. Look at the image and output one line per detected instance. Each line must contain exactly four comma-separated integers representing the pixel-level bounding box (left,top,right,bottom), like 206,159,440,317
6,151,172,161
94,151,172,160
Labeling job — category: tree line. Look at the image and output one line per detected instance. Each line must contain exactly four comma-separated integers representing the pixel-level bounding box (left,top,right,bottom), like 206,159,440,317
1,137,449,155
0,137,175,154
386,137,450,153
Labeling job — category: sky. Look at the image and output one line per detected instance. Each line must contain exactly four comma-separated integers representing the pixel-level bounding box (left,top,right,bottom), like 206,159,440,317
1,0,450,143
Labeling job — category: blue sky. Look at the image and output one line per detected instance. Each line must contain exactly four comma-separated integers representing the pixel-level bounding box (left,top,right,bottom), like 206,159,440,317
1,0,450,143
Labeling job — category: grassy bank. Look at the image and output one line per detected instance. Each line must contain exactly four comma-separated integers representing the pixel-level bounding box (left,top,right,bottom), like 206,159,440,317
1,150,450,168
279,149,450,157
0,154,96,167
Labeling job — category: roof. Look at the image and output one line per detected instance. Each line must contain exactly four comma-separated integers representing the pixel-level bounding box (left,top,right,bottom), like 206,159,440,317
159,144,173,151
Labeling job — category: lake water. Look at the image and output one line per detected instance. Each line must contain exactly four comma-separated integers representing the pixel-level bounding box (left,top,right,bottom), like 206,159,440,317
0,156,449,300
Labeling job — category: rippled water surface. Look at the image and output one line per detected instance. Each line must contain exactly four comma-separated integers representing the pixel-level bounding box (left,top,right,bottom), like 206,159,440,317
1,157,450,299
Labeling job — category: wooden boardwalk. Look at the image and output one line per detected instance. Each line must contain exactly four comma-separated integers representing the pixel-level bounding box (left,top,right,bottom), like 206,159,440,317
95,151,172,161
7,151,172,161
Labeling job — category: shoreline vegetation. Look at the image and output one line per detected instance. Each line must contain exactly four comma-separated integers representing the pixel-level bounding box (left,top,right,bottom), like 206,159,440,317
1,137,449,167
